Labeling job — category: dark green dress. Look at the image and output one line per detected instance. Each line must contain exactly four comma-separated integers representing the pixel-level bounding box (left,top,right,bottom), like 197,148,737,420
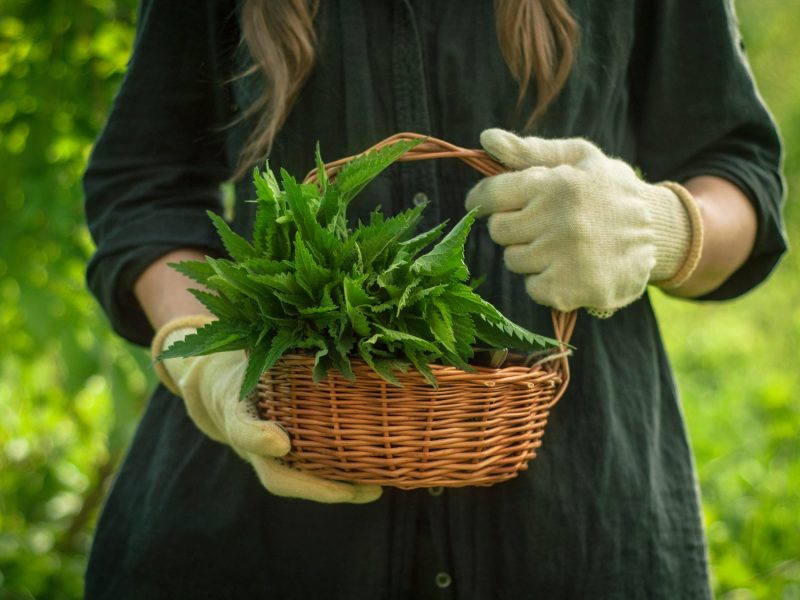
83,1,786,598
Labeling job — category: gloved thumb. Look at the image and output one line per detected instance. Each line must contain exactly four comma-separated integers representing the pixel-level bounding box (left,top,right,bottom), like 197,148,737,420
480,128,598,170
248,455,384,504
226,398,292,458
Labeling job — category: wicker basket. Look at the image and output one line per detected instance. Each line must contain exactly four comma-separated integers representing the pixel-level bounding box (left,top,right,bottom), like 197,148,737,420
256,133,576,489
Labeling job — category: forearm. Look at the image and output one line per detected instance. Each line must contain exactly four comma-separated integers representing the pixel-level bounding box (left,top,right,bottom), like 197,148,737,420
134,249,213,330
667,175,757,298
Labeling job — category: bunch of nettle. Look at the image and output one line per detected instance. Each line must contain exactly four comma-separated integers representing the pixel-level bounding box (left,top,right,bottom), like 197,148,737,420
160,139,557,398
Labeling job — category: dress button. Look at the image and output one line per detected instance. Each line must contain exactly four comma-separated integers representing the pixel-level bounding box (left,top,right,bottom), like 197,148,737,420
413,191,428,206
427,486,444,497
435,571,452,589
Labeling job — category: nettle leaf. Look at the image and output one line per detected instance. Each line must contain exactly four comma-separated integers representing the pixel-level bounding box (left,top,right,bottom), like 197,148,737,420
280,170,337,260
358,340,408,387
405,348,437,387
474,313,559,351
157,320,251,361
450,313,477,358
368,300,396,314
343,273,376,329
253,163,282,206
427,300,455,354
334,138,423,206
403,283,446,311
353,203,426,268
398,220,448,258
240,327,300,398
244,257,290,276
207,210,255,262
294,237,334,297
441,283,497,316
251,271,302,295
188,289,242,321
375,325,440,354
207,257,267,299
396,278,421,314
168,260,215,286
317,186,340,229
281,170,318,235
253,194,278,256
343,276,370,306
411,208,477,282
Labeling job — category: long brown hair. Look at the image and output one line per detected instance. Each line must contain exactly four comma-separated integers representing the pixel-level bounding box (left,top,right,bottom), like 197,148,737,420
237,0,578,175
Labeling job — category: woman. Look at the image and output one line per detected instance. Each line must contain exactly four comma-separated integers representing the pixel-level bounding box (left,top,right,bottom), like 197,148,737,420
83,1,786,598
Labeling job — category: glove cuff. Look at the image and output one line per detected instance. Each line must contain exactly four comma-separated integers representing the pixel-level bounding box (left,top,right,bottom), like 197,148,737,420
150,315,216,395
648,181,705,289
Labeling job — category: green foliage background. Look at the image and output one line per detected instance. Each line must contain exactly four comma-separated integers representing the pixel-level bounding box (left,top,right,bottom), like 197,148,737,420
0,1,796,598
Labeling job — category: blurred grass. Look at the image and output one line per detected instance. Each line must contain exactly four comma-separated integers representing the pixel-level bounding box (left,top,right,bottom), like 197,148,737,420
652,1,800,597
0,1,797,598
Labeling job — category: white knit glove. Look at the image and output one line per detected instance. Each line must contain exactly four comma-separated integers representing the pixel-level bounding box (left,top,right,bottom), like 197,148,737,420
152,316,382,504
465,129,704,316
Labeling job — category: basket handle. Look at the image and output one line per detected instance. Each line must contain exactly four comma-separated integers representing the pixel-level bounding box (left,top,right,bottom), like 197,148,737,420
302,132,578,355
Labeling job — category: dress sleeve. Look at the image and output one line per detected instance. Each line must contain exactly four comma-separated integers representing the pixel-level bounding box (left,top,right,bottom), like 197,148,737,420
83,0,238,345
630,0,787,300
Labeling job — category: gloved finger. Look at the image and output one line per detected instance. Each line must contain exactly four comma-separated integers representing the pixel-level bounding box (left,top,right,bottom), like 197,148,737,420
487,209,548,247
227,399,292,457
465,167,550,217
503,241,549,275
525,270,624,314
523,271,583,313
248,455,383,504
480,128,599,170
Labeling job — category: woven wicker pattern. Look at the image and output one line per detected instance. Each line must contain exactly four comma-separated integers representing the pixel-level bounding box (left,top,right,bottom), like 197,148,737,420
256,134,576,489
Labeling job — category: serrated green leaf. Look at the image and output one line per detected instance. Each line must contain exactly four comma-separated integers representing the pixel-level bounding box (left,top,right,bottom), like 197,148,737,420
398,220,448,258
168,260,215,286
243,257,290,276
353,202,426,268
294,237,334,297
240,328,300,398
375,325,440,354
427,300,455,353
405,348,437,387
368,300,396,314
273,290,313,311
403,283,447,311
207,257,268,299
317,186,341,229
328,342,355,381
411,208,477,281
474,313,559,351
281,169,341,262
450,313,477,358
342,274,374,336
187,289,241,321
207,210,255,262
298,304,339,317
358,341,407,387
343,274,375,307
396,278,421,314
442,283,500,317
250,271,301,295
157,320,251,361
253,163,282,204
333,138,423,207
314,142,329,192
253,194,278,256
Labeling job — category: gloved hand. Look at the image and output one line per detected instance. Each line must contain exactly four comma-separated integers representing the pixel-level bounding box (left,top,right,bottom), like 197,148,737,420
465,128,704,316
152,315,382,504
